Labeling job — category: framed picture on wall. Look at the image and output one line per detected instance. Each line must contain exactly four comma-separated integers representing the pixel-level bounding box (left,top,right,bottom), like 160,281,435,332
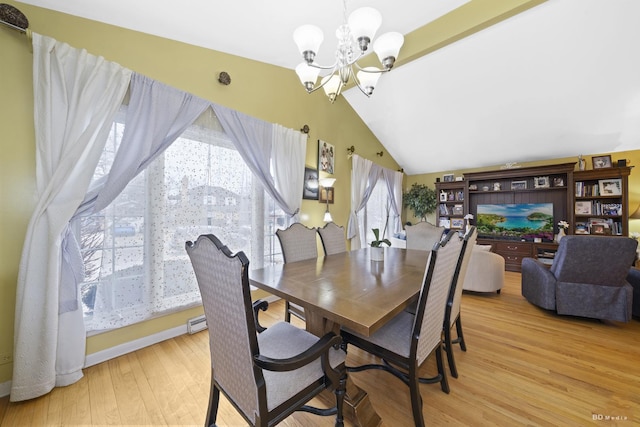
302,167,319,200
319,186,334,204
318,140,335,174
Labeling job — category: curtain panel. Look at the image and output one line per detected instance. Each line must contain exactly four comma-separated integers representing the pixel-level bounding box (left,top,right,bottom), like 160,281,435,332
11,33,131,402
348,154,404,249
13,35,307,401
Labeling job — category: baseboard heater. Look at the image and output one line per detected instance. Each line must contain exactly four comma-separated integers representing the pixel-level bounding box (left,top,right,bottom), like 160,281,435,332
187,314,208,334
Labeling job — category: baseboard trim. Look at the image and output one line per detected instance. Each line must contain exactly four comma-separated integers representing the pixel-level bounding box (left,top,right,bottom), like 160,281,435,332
84,324,187,368
0,380,11,398
1,295,283,399
84,295,279,368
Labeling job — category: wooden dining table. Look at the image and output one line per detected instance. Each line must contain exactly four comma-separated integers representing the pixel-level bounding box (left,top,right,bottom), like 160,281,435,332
249,246,431,427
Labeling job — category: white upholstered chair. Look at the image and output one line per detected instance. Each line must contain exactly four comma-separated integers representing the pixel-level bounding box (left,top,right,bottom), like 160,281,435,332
462,245,505,293
405,221,445,251
186,234,346,427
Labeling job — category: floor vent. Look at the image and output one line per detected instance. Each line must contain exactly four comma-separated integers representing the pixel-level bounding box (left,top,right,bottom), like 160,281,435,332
187,315,208,334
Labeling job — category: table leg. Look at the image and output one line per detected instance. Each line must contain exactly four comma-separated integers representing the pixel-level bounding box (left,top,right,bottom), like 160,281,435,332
306,311,382,427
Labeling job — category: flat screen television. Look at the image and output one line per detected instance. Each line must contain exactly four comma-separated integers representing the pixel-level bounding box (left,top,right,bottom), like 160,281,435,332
476,203,554,240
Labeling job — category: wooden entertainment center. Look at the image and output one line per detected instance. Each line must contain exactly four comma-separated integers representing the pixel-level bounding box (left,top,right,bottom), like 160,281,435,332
435,162,632,272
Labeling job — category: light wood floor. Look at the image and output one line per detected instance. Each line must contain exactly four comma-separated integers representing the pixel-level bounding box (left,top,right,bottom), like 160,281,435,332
1,272,639,426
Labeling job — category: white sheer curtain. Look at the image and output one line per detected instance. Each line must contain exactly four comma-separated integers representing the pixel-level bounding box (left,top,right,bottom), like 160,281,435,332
212,105,305,217
348,155,405,249
382,168,404,235
347,155,380,249
272,124,306,221
91,73,211,212
12,33,131,402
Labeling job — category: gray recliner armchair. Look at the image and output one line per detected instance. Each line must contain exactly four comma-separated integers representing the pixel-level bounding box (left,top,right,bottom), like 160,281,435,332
521,235,637,322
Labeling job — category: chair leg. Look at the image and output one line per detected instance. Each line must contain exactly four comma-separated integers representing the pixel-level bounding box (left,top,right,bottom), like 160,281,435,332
205,374,220,427
435,345,450,394
334,371,346,427
408,366,426,427
284,301,291,322
455,316,467,352
443,325,458,379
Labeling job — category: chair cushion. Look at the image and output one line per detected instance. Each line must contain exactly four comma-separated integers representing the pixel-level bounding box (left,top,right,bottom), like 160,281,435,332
474,245,492,252
342,311,414,359
258,322,346,410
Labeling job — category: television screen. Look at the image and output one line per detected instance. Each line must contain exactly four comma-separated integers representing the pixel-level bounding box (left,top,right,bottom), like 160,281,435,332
476,203,554,239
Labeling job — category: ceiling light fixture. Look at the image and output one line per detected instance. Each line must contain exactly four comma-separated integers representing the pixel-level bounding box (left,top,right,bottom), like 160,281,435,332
293,0,404,103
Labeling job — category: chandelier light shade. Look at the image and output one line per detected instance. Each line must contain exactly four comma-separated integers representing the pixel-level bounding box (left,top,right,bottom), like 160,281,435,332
293,1,404,103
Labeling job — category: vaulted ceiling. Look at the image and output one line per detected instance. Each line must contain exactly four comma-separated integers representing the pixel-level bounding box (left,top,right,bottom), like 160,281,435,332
15,0,640,175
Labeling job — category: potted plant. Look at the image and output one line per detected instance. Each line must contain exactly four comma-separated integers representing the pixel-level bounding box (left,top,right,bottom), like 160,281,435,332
370,228,391,261
403,183,437,222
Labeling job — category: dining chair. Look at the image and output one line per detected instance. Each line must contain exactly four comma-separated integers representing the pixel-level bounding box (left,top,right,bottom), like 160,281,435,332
317,222,347,256
186,234,347,427
340,230,464,427
444,226,477,378
276,222,319,322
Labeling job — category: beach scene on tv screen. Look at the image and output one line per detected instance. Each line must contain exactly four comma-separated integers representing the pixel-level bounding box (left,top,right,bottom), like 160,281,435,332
477,203,554,239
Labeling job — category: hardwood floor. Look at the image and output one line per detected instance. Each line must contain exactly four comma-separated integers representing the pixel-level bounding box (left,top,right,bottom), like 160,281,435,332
1,271,639,426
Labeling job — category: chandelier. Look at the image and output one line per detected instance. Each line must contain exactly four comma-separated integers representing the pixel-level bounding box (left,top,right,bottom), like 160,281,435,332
293,1,404,103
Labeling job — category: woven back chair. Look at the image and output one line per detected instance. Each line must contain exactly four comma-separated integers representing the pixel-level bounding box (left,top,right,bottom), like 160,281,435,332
405,221,445,251
276,223,319,322
341,230,463,427
186,234,346,427
317,222,347,256
443,227,477,378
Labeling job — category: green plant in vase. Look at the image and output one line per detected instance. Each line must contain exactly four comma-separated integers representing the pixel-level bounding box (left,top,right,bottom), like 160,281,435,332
370,228,390,261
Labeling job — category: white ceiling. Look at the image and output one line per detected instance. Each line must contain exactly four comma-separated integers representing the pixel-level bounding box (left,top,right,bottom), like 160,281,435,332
14,0,640,175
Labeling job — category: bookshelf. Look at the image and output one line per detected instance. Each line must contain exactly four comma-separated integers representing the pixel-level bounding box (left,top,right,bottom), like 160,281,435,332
435,180,467,230
572,166,632,236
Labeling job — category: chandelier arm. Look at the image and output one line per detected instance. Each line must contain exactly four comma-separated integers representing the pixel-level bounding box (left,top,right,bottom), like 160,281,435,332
352,62,389,74
351,71,373,98
304,66,340,95
306,61,339,71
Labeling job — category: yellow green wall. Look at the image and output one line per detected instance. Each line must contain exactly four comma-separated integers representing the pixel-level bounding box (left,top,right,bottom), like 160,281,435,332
0,1,401,385
404,152,640,231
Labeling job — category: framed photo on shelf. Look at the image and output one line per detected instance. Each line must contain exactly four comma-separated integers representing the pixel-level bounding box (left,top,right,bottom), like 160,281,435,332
552,177,565,187
511,180,527,190
452,204,464,216
439,218,451,228
534,176,550,188
439,191,448,202
450,218,464,229
443,174,454,182
575,201,592,215
592,155,612,169
598,178,622,195
590,224,609,235
302,167,319,200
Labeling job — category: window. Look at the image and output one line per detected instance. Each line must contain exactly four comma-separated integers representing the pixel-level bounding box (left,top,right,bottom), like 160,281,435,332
79,110,286,332
358,177,394,246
